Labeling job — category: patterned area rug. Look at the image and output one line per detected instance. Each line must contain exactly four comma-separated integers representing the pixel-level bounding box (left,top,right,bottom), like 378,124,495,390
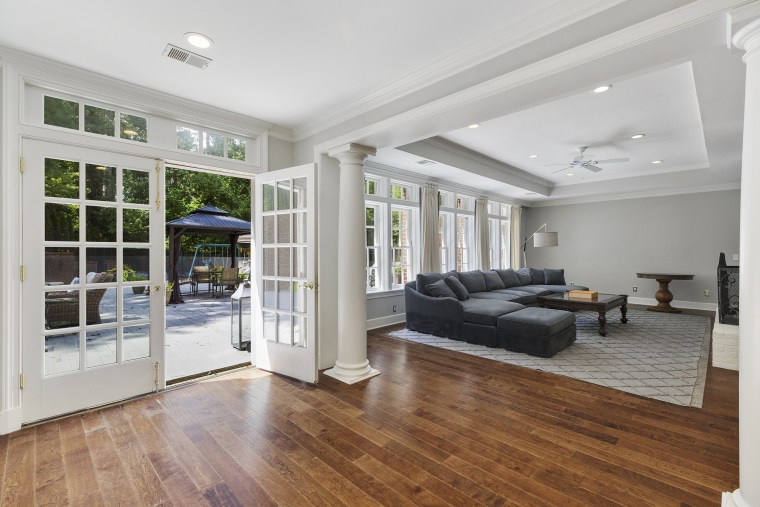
388,310,711,407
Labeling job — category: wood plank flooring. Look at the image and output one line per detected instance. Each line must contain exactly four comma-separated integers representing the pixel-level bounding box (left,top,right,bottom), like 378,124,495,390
0,324,739,506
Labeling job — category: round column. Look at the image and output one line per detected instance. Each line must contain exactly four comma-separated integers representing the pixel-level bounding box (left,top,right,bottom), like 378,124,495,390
324,143,380,384
730,18,760,507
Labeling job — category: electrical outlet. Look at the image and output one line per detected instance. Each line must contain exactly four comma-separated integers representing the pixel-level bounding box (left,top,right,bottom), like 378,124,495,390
632,286,638,292
392,305,397,313
704,289,710,297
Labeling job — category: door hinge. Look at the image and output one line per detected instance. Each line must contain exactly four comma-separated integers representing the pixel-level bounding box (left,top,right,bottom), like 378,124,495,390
19,156,25,174
154,361,160,392
19,265,26,282
19,373,25,390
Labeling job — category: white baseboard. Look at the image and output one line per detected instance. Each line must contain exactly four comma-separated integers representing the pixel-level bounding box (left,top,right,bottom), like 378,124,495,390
367,314,405,330
627,297,718,312
0,406,22,435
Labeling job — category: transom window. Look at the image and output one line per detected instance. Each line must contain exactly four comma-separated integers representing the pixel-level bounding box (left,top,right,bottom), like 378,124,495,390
43,95,148,143
176,125,247,161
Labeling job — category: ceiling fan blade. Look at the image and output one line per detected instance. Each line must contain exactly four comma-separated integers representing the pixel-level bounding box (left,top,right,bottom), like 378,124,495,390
594,158,629,164
585,165,604,172
544,163,576,167
552,165,573,174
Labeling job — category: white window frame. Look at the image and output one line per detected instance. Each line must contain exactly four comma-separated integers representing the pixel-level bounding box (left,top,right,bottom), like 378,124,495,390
365,201,383,291
487,200,511,269
440,191,475,273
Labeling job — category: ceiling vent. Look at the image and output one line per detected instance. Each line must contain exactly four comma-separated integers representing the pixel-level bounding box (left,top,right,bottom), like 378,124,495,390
417,159,437,165
162,44,212,69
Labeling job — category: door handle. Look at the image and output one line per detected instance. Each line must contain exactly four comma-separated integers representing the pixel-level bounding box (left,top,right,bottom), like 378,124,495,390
298,282,316,290
152,285,161,292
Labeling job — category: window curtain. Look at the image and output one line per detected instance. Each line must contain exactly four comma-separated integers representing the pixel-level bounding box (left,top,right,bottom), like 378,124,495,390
475,198,490,271
420,183,441,273
510,205,523,269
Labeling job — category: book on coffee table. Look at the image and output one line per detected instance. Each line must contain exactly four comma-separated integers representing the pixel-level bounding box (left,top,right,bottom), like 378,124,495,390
569,290,598,299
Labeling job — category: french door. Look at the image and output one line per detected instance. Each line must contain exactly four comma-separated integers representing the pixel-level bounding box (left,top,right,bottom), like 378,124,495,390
254,164,317,383
21,139,165,422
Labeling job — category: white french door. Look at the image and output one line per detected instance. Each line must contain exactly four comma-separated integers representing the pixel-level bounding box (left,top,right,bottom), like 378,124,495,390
21,139,165,422
254,163,317,383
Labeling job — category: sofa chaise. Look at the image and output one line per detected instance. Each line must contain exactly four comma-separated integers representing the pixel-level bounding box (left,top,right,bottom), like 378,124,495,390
404,268,588,357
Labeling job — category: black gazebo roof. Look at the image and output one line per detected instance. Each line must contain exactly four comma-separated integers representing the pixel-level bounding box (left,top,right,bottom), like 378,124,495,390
166,205,251,235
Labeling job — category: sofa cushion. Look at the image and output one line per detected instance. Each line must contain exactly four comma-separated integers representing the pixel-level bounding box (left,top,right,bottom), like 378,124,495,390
482,270,505,291
469,292,523,303
491,289,538,304
444,276,470,300
458,270,487,293
529,268,545,285
515,268,533,286
426,279,457,298
416,272,443,296
497,307,576,336
544,268,565,285
460,299,524,326
530,284,589,293
510,285,553,296
494,269,521,288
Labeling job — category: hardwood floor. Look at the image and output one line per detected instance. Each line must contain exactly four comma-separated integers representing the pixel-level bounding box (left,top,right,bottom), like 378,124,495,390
0,325,738,506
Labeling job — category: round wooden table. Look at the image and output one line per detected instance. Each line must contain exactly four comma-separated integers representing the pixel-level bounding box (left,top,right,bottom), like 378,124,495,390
636,273,695,313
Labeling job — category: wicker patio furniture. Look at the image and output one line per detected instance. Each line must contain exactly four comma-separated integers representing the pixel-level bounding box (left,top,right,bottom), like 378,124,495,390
45,272,115,329
192,266,213,295
212,267,239,297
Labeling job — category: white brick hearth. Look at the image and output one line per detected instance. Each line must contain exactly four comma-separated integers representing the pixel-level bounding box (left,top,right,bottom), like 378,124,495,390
712,318,739,371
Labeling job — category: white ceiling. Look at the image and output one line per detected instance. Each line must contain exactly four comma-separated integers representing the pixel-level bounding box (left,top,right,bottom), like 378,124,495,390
0,1,752,204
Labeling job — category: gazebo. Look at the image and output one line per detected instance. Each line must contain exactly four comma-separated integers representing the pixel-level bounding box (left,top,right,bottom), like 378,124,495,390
166,205,251,304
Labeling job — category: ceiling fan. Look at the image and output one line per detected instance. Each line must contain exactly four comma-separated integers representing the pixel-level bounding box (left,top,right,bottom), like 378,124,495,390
545,146,629,174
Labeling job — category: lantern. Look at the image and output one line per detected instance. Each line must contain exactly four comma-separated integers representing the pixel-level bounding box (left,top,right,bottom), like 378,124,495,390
230,280,251,351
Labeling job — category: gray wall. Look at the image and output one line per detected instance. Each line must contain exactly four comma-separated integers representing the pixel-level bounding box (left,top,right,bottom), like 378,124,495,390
268,136,294,171
523,190,740,305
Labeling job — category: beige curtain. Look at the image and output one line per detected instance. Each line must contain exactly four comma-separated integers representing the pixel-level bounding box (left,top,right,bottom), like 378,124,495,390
475,198,490,270
510,205,522,269
420,183,441,273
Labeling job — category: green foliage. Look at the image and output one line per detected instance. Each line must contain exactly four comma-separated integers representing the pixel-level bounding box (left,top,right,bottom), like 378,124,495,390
44,96,78,129
177,127,198,151
120,113,147,142
227,138,246,161
84,105,115,136
203,132,224,157
45,158,79,198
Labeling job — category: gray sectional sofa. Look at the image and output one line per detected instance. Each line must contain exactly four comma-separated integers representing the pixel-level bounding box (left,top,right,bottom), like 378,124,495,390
404,268,588,357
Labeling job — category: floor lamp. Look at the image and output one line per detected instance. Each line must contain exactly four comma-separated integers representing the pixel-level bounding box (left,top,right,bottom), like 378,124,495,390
522,223,558,267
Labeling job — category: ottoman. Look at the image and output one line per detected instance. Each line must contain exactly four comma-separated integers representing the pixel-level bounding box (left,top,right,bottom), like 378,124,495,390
496,307,576,357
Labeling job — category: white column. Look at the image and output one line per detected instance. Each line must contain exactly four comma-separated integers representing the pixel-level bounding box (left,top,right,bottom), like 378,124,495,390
323,143,380,384
727,18,760,507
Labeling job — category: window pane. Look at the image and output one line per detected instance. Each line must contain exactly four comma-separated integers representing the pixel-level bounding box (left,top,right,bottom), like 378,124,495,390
293,315,307,348
123,288,149,321
293,177,307,209
46,247,79,285
177,126,199,151
85,164,117,202
124,248,150,280
91,288,116,325
293,247,306,278
263,248,275,276
277,314,292,346
86,206,117,242
263,215,275,244
277,281,291,311
277,180,290,210
293,212,306,243
263,280,275,309
86,248,117,278
45,331,80,375
84,105,115,136
86,328,117,368
121,113,147,142
365,179,377,195
227,138,246,161
123,169,149,204
277,214,290,243
46,203,80,241
44,96,79,130
203,131,224,157
262,184,275,212
365,207,375,226
45,158,79,199
277,247,290,277
124,325,150,361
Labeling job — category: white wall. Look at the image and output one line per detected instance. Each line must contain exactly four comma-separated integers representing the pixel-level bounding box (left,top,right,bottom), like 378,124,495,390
523,190,740,306
268,136,294,170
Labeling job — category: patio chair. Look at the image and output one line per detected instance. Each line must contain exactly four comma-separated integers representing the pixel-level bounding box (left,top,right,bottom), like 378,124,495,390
192,266,213,295
45,272,115,329
213,267,239,297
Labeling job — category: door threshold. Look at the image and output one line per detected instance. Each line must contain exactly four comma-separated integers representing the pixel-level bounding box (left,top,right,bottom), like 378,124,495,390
166,362,252,386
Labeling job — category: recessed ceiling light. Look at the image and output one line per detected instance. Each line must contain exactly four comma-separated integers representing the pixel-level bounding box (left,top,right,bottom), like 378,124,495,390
467,123,480,129
652,160,663,164
528,154,539,159
566,172,574,176
631,133,646,139
185,32,213,49
593,85,612,93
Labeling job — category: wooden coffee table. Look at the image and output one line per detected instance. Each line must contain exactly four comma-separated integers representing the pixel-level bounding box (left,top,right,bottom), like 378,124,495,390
537,293,628,336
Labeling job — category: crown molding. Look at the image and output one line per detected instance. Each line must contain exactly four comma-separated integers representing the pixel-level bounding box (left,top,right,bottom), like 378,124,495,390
364,160,527,207
292,0,628,141
313,0,755,157
526,182,740,207
267,125,295,142
0,46,278,138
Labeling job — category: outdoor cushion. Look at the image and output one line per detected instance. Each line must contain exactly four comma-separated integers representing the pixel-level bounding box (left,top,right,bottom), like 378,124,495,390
515,268,533,286
460,299,524,326
497,307,576,336
494,269,521,288
529,268,545,285
426,279,457,298
544,268,566,285
416,272,444,296
444,276,470,300
482,270,505,291
458,270,487,293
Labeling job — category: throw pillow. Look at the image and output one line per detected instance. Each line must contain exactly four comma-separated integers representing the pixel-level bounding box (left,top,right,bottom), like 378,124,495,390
444,276,470,300
529,268,545,285
482,270,506,291
426,279,457,299
515,268,533,286
458,270,487,293
544,268,566,285
494,269,521,288
416,272,444,296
